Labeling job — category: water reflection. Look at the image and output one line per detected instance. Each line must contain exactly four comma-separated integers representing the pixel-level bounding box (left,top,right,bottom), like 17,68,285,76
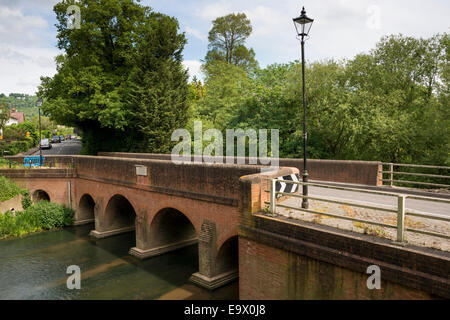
0,225,238,300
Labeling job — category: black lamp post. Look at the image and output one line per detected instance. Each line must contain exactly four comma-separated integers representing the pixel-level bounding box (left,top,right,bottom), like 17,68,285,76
37,98,42,166
293,6,314,209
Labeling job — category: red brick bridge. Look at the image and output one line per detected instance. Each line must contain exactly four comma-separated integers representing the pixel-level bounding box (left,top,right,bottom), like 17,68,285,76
4,154,297,289
2,154,448,298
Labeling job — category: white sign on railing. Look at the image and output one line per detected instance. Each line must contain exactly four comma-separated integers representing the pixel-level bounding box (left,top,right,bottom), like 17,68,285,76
275,174,300,197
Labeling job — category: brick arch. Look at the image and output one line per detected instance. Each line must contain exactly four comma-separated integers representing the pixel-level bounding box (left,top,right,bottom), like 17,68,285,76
217,229,239,250
216,235,239,275
98,188,142,217
31,189,51,203
76,192,96,206
146,198,238,251
147,207,198,249
147,203,201,236
101,193,137,233
77,193,95,222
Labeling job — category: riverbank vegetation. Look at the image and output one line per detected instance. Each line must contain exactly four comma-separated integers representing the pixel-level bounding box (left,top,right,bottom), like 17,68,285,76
0,176,74,239
0,201,75,239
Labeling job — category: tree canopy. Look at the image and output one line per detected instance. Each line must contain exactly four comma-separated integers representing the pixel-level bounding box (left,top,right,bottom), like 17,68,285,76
191,32,449,166
205,13,257,71
36,3,448,166
39,0,189,154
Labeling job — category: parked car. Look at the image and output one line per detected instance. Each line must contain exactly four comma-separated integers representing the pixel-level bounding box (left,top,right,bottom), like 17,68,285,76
40,139,52,150
59,135,65,141
52,135,61,143
66,134,71,140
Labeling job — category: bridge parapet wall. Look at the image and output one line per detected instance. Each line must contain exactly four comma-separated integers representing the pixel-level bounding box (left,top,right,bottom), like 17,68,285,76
98,152,382,186
74,156,266,203
0,168,74,179
6,153,382,187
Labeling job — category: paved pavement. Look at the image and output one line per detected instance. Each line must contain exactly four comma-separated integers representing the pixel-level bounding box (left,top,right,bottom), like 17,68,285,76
32,139,82,156
278,189,450,251
307,185,450,217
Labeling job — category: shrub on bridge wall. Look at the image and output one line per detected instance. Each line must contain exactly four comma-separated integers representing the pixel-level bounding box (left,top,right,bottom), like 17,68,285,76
0,201,75,239
21,191,32,210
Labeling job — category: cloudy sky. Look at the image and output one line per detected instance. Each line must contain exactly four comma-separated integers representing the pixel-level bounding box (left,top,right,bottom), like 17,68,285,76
0,0,448,95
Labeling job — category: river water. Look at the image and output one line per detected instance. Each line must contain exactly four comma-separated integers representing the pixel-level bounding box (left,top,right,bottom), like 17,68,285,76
0,224,238,300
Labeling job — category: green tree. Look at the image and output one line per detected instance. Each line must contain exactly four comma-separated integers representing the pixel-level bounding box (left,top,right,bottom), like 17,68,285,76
220,33,449,165
188,77,206,102
17,122,39,146
343,34,449,164
205,13,257,71
0,104,9,137
39,0,189,155
126,11,189,153
227,63,299,157
194,61,251,130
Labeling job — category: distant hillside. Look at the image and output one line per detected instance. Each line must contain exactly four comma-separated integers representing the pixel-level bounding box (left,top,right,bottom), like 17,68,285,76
0,93,39,120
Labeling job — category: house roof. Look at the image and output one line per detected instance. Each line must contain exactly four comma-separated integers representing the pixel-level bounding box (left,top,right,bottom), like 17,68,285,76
10,112,25,123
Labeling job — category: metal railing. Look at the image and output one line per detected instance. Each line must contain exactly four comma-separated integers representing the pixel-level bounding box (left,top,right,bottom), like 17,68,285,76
2,156,75,169
380,163,450,189
266,179,450,242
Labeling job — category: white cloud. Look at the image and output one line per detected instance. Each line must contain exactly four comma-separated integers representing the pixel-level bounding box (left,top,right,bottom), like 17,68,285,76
232,0,450,66
1,0,449,94
0,0,60,10
185,26,207,41
0,7,48,46
182,60,203,81
0,47,29,64
0,4,58,95
0,46,59,95
244,6,286,37
197,2,232,21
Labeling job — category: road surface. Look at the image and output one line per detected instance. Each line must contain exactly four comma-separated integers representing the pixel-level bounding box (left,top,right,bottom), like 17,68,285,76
33,139,82,156
308,185,450,217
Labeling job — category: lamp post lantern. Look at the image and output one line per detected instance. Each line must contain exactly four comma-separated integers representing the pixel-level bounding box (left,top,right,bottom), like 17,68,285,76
37,98,42,166
293,6,314,209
